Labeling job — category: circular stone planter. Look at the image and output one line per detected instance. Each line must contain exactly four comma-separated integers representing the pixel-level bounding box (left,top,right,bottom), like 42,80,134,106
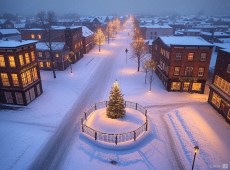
81,101,148,145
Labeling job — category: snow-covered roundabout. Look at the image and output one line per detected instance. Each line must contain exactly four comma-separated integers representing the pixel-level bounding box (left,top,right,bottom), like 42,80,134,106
81,101,148,145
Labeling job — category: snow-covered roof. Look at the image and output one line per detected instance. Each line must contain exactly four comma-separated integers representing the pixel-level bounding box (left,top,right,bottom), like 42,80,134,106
14,23,26,29
159,36,212,46
214,43,230,50
218,38,230,43
140,24,172,29
184,29,201,33
36,42,67,51
221,48,230,53
82,26,94,37
201,31,230,37
0,40,37,48
0,29,21,35
0,19,6,24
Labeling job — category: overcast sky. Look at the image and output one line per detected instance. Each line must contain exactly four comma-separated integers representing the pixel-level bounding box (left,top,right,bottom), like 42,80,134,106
0,0,230,16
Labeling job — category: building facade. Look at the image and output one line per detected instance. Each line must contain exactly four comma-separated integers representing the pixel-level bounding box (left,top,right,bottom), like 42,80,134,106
21,26,83,69
82,26,95,54
152,36,213,93
208,48,230,123
0,40,43,105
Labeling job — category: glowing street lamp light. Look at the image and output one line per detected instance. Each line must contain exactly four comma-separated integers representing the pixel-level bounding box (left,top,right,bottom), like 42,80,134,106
125,48,128,64
192,146,199,170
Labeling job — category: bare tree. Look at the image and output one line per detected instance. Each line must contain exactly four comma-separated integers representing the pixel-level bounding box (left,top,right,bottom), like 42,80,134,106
143,58,157,91
36,10,57,79
130,27,146,72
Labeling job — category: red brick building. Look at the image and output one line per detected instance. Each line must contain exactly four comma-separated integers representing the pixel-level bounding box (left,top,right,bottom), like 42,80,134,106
0,40,43,105
82,26,95,54
152,36,213,93
21,26,83,69
208,48,230,123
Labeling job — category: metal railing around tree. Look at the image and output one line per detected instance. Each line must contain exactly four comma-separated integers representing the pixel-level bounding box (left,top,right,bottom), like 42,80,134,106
81,101,148,145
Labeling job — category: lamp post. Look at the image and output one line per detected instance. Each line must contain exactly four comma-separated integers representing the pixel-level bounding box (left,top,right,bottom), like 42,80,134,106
125,48,128,64
192,146,199,170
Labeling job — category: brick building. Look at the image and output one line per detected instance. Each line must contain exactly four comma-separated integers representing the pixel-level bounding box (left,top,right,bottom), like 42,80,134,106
82,26,95,54
0,40,43,105
208,48,230,123
152,36,213,93
21,26,83,70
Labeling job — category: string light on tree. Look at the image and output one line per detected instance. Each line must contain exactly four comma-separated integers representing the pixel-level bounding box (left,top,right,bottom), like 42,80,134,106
106,80,125,119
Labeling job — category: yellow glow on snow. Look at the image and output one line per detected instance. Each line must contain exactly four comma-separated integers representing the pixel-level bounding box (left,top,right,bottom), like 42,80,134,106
119,68,136,75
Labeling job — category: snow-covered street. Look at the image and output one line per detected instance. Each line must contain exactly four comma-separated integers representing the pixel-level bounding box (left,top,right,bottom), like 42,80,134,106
0,20,230,170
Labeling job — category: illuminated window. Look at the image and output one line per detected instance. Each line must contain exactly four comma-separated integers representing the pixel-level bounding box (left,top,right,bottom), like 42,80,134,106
26,70,32,84
8,56,16,67
15,92,23,104
39,62,44,68
31,34,35,39
171,82,181,90
0,55,6,67
4,92,13,103
19,55,24,66
11,74,19,86
211,92,221,108
38,34,42,39
213,75,230,95
198,67,204,77
21,72,28,87
31,51,35,61
227,64,230,73
46,62,51,68
192,83,202,91
1,73,10,86
174,67,180,76
32,68,38,81
25,53,30,64
175,53,181,60
56,53,59,58
200,53,207,61
185,67,193,76
187,53,194,61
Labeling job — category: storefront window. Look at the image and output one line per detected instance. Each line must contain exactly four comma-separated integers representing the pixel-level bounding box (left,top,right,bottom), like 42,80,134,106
192,83,202,91
211,92,221,108
171,82,181,90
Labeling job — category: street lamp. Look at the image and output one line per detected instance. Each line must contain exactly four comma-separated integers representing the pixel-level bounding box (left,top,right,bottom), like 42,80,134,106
125,48,128,64
192,146,199,170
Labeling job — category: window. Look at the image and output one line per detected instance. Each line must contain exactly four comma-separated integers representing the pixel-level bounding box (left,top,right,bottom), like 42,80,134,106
187,53,194,61
32,68,38,81
175,53,181,60
29,88,35,101
45,52,50,57
19,55,24,66
26,70,32,84
31,51,35,61
200,53,207,61
36,84,41,95
1,73,10,86
174,67,180,76
15,92,23,104
25,53,30,64
56,53,59,58
4,92,13,103
21,72,27,87
39,62,44,68
185,67,193,76
0,55,6,67
213,75,230,95
38,52,43,57
192,83,202,91
25,91,31,104
11,74,19,86
46,62,51,68
8,56,16,67
38,34,42,39
227,64,230,73
198,67,204,77
171,82,181,90
31,34,35,39
211,92,221,108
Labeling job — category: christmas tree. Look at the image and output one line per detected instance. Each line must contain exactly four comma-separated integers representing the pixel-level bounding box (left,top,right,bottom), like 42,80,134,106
107,81,126,119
